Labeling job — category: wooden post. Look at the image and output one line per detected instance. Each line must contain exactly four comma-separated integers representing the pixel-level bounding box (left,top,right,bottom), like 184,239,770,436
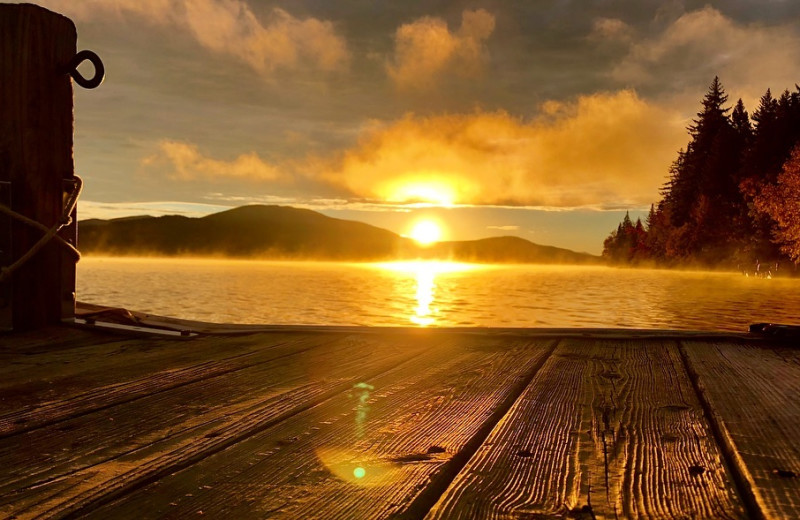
0,4,77,330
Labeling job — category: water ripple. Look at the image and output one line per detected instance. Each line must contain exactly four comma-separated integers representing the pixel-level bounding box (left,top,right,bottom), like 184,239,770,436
77,258,800,331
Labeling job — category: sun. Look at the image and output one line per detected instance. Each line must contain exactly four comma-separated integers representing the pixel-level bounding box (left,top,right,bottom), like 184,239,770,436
409,220,442,246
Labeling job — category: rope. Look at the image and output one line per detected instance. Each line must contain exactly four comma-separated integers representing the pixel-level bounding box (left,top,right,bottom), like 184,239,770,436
0,175,83,284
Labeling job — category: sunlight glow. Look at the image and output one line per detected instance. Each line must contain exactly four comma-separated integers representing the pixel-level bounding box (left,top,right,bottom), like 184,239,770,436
409,220,443,245
380,178,457,206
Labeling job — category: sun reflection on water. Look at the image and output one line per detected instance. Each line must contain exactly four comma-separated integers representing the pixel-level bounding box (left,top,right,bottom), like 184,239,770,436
373,261,480,326
412,268,435,326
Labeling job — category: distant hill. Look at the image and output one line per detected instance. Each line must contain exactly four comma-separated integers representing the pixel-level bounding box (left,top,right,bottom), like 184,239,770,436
78,205,599,265
421,236,599,265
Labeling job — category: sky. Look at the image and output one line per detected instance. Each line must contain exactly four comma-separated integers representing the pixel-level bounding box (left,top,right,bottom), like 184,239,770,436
21,0,800,254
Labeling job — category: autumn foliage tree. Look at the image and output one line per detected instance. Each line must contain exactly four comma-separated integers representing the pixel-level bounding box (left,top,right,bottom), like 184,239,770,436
754,145,800,263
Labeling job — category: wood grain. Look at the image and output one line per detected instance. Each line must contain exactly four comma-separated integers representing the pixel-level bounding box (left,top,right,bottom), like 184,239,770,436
0,331,431,519
427,339,745,519
78,337,555,520
682,340,800,520
0,330,322,414
0,333,330,434
0,326,120,353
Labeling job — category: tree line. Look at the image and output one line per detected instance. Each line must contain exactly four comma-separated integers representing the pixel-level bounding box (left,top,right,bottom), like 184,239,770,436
603,77,800,274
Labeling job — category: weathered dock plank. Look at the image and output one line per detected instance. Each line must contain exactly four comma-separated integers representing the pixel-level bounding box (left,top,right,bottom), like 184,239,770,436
2,325,795,520
0,331,309,415
682,340,800,520
0,333,340,436
427,339,745,519
0,332,398,485
0,330,434,519
0,326,118,353
79,337,555,520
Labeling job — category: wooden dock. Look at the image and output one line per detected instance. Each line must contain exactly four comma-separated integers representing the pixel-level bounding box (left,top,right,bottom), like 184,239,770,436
1,322,799,519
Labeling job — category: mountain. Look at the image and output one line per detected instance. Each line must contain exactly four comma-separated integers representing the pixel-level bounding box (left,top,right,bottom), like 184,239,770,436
78,205,599,264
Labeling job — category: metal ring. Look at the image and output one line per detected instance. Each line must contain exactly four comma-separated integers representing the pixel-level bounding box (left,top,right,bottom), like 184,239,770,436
64,50,105,89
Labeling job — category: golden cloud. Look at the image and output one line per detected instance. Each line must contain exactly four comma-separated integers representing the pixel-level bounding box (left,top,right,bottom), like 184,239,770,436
42,0,349,74
320,90,686,208
142,91,686,209
145,140,286,182
387,9,495,90
589,18,634,43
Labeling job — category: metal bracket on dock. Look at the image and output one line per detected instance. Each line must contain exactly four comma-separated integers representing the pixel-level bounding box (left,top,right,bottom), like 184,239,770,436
63,50,104,89
0,181,11,331
73,318,198,339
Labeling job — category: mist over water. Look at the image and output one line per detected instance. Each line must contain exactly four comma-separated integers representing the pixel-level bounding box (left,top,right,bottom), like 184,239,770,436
77,257,800,332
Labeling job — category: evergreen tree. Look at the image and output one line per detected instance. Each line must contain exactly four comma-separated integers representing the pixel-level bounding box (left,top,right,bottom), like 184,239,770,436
730,99,753,186
621,211,633,230
602,211,638,263
741,89,781,194
664,77,744,262
632,218,648,261
645,202,671,262
669,78,731,225
731,98,752,139
645,204,656,229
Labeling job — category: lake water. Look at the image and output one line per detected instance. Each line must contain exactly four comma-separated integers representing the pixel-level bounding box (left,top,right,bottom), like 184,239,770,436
76,257,800,332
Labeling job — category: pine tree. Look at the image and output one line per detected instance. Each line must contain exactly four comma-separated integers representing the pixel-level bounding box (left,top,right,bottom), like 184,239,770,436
621,211,633,230
645,204,656,230
726,98,754,250
664,77,743,262
742,89,781,193
731,98,752,139
632,218,648,261
669,78,732,226
602,211,638,264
